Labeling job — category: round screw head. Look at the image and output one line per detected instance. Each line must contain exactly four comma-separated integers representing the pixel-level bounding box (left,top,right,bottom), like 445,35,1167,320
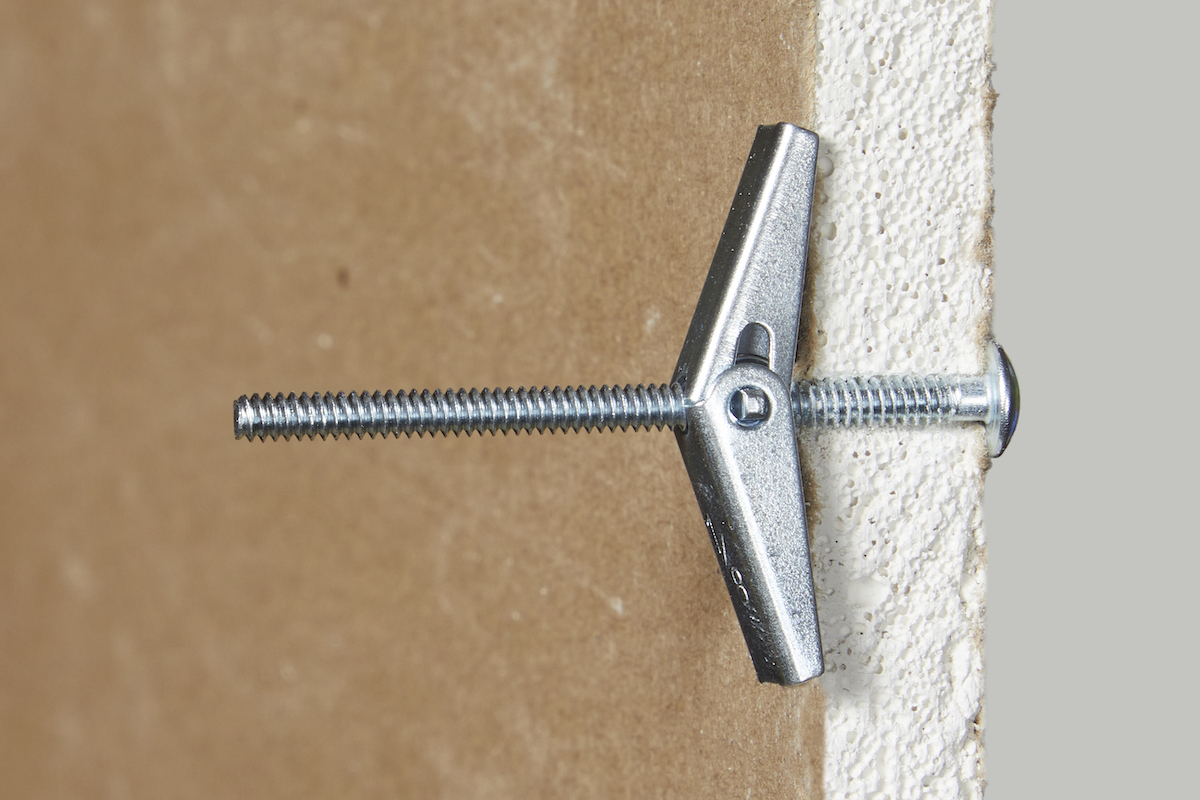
985,340,1020,458
729,386,771,428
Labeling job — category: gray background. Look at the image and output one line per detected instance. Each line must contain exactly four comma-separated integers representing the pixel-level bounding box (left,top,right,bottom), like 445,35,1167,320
988,0,1198,795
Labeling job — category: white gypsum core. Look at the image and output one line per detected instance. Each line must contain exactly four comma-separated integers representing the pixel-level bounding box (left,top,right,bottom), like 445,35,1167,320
807,1,993,798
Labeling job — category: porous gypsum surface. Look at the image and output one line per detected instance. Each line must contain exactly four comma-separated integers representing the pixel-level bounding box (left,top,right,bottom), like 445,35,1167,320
807,0,993,798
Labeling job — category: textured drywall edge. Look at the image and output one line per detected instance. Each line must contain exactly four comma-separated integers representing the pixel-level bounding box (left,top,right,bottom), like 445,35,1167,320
805,1,994,798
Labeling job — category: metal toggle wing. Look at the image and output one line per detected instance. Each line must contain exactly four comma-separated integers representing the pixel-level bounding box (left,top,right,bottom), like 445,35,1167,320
673,123,823,685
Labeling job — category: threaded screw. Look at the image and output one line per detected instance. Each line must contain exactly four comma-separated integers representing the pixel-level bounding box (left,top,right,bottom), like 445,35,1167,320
235,344,1017,456
792,341,1019,457
234,384,687,440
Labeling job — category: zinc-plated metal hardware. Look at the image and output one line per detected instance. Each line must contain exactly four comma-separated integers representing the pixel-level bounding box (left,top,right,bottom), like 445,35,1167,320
233,357,1018,453
794,340,1019,458
235,384,687,439
668,124,824,684
233,123,1019,685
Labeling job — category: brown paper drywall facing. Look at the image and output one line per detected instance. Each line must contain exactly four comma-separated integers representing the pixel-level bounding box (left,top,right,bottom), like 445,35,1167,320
0,2,823,796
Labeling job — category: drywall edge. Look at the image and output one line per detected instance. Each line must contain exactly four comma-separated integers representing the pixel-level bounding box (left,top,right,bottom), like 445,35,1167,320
805,0,994,797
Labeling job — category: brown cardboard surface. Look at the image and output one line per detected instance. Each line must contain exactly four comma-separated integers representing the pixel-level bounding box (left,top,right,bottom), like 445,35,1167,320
0,2,822,796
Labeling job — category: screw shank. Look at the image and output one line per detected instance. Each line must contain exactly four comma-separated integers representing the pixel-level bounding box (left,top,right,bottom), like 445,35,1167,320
792,374,990,425
791,340,1019,458
234,385,686,440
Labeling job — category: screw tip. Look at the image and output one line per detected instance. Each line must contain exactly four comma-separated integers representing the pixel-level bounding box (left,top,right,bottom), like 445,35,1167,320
234,395,253,440
985,342,1019,458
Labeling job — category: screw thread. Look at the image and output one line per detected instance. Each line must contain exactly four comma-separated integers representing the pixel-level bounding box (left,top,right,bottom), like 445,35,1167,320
234,384,687,441
792,375,965,427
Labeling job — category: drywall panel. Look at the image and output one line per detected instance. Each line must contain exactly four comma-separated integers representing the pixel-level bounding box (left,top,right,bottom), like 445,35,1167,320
1,1,999,796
